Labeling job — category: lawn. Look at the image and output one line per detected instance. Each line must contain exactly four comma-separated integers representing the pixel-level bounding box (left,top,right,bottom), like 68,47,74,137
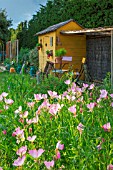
0,71,113,170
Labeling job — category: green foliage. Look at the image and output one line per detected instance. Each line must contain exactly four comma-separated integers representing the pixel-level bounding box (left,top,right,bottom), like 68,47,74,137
29,47,39,70
37,74,67,94
55,48,67,57
36,43,42,47
10,0,113,49
18,48,30,64
3,58,10,65
0,9,12,42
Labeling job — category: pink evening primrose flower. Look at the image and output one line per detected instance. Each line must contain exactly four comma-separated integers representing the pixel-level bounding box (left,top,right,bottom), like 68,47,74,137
107,164,113,170
56,141,64,150
2,92,8,97
15,106,22,114
0,167,3,170
89,84,94,90
29,149,45,158
77,123,84,134
42,94,47,99
27,135,36,142
110,94,113,98
4,98,14,105
55,150,61,159
16,146,27,156
100,89,108,98
13,155,26,166
44,160,54,169
48,90,58,98
87,102,95,112
27,102,35,108
83,83,89,88
20,111,28,118
34,94,42,101
68,105,76,117
64,79,71,85
49,103,61,116
2,130,7,135
102,122,111,132
3,105,9,110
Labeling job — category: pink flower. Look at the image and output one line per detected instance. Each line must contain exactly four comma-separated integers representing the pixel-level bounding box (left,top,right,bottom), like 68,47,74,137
87,102,95,112
2,130,7,135
55,150,61,159
42,94,47,99
16,146,27,156
4,105,9,110
89,84,94,90
27,135,36,142
111,102,113,107
100,89,108,98
13,155,26,166
96,144,102,151
49,103,61,115
110,94,113,98
12,127,25,143
4,98,14,105
34,94,42,101
44,160,54,169
77,123,84,134
0,167,3,170
14,106,22,114
68,105,76,117
27,102,35,108
56,141,64,150
102,122,111,132
48,90,58,98
20,111,28,118
29,149,44,158
107,164,113,170
64,80,71,85
83,83,89,88
2,92,8,97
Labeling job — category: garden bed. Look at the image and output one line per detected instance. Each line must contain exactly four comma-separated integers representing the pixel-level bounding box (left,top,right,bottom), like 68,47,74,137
0,72,113,169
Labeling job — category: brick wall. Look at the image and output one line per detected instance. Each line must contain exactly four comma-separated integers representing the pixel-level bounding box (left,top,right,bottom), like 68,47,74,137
86,36,111,80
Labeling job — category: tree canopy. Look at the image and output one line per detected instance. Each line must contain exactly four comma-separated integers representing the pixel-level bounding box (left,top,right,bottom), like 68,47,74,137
10,0,113,49
0,9,12,42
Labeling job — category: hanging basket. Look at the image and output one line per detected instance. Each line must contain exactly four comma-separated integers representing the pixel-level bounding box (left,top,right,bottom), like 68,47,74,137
55,57,62,64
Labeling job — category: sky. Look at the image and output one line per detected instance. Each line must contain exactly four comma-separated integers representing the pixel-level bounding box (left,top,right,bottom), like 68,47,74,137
0,0,47,29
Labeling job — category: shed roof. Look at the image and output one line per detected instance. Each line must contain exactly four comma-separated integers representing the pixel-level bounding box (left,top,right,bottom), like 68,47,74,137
60,26,113,34
35,19,83,36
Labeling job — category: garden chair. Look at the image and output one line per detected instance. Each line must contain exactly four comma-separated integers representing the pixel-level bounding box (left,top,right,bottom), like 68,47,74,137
43,61,54,79
73,57,86,85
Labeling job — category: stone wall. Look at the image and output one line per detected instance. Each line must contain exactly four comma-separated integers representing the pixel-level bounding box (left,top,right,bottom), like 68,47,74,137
86,36,111,80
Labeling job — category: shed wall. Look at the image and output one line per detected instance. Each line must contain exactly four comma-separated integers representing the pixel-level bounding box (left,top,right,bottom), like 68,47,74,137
86,36,111,80
38,21,86,72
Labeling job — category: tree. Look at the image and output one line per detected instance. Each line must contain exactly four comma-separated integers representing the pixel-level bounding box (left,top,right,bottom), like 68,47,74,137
0,9,12,42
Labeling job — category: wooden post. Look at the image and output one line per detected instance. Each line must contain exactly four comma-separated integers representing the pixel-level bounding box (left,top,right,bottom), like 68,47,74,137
111,30,113,88
16,39,19,63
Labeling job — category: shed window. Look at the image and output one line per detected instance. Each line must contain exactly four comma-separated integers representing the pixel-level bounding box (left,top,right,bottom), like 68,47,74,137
50,37,53,46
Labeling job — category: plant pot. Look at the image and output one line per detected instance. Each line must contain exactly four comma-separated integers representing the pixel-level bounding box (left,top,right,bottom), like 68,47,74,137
47,56,53,61
55,57,62,64
37,46,41,50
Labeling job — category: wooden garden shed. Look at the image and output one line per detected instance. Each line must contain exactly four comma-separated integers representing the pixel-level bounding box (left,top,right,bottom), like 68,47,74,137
35,19,86,72
61,27,113,86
